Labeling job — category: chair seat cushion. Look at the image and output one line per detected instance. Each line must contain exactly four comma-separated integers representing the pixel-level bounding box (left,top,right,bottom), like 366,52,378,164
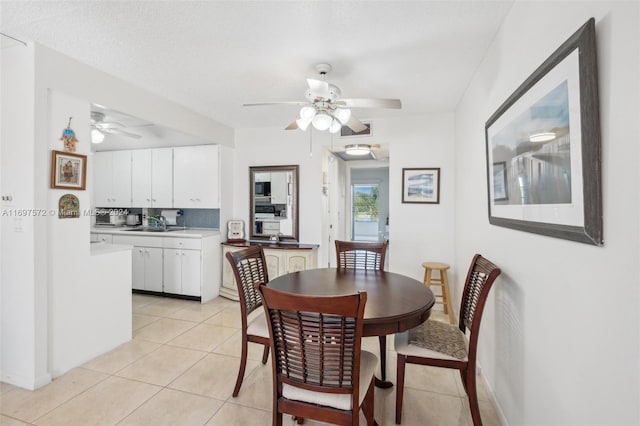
282,350,378,411
246,312,269,338
395,320,468,361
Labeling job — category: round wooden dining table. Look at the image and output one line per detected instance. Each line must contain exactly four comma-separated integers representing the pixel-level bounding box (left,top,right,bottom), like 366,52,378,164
268,267,435,388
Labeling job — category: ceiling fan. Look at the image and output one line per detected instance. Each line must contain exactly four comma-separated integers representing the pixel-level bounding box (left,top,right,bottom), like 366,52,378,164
90,111,142,143
243,63,401,133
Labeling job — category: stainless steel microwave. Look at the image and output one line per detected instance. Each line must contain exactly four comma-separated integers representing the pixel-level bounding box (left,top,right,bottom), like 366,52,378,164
255,181,271,196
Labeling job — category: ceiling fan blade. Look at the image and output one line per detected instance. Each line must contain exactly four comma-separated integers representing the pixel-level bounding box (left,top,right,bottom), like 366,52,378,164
337,98,402,109
243,101,309,107
102,128,142,139
94,122,124,129
285,121,298,130
344,117,369,133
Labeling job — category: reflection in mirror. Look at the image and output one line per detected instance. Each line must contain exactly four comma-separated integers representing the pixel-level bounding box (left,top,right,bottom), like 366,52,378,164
250,165,299,241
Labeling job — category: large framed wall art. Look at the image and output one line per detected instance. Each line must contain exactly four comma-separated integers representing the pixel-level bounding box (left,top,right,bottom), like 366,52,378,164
485,18,602,245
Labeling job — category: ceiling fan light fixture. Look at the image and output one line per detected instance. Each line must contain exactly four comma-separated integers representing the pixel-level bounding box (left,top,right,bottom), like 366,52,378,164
300,106,317,120
329,118,342,134
334,108,351,124
312,112,333,131
91,128,105,144
345,144,371,156
296,117,312,131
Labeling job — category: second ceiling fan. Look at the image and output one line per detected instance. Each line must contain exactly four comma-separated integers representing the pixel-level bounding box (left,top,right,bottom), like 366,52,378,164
244,63,402,133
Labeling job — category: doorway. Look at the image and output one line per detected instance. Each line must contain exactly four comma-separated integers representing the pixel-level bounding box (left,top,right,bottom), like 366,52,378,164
322,146,389,268
350,168,389,242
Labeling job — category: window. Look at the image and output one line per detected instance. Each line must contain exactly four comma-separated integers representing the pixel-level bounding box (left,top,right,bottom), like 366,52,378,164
352,184,379,241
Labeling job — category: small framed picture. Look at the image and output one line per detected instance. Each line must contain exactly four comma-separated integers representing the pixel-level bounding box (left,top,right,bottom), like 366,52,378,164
492,161,508,201
402,168,440,204
51,150,87,190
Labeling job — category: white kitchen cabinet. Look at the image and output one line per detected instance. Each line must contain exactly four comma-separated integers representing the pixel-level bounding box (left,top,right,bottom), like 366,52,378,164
132,247,163,292
261,220,280,236
164,248,201,297
254,172,270,182
220,243,318,301
94,151,132,207
131,149,173,208
113,235,164,292
173,145,219,208
91,233,113,243
270,172,288,204
111,232,220,301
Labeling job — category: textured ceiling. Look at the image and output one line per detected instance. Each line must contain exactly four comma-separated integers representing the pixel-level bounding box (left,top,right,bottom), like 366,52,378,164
1,0,514,130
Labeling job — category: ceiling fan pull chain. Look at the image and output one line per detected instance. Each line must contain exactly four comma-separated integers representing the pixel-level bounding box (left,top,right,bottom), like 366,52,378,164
309,128,313,158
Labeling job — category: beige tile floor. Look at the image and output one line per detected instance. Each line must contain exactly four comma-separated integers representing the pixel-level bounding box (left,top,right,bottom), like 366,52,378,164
0,294,501,426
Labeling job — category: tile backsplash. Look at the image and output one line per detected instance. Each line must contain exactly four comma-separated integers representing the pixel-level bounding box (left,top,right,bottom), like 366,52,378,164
108,207,220,229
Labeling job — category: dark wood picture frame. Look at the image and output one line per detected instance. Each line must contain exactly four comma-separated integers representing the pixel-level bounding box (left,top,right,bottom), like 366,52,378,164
402,167,440,204
485,18,602,245
51,150,87,190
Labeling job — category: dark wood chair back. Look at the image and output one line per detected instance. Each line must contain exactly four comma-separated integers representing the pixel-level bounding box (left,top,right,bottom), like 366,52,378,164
258,284,374,425
225,245,271,397
458,254,502,362
226,245,269,317
335,240,388,271
394,253,501,426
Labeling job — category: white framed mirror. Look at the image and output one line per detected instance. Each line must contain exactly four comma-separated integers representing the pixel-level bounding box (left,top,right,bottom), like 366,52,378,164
249,165,299,241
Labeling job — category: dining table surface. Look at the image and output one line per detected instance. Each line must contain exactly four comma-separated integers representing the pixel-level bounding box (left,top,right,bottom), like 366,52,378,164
268,267,436,387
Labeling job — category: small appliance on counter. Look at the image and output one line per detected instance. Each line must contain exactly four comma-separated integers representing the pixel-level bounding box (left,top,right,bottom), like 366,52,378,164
126,213,140,226
95,208,126,226
227,220,245,242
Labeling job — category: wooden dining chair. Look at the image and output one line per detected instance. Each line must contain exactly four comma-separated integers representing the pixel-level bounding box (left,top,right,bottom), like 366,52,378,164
394,254,501,425
257,283,377,426
225,245,271,397
335,239,390,387
335,240,388,271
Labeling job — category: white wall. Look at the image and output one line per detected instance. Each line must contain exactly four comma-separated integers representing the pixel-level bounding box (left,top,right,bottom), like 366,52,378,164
234,113,456,281
0,42,232,389
388,114,456,282
454,2,639,425
0,44,50,390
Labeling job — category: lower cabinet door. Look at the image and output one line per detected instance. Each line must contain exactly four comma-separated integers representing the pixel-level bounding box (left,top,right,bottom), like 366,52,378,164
132,248,146,291
265,251,284,278
181,250,201,297
163,249,182,294
145,247,164,292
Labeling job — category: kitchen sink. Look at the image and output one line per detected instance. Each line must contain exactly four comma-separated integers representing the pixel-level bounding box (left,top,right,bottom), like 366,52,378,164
122,226,182,232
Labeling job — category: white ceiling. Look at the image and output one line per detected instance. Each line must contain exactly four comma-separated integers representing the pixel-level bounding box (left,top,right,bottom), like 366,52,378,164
1,0,514,130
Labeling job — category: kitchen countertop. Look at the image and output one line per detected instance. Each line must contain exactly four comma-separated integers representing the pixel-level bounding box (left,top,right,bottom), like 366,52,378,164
90,241,133,256
92,226,221,238
223,240,318,250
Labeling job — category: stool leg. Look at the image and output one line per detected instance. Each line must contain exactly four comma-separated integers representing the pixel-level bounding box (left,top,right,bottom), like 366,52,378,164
441,270,455,324
424,268,433,288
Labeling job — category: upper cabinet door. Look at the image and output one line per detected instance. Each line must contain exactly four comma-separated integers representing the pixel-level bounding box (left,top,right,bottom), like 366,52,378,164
173,145,219,208
94,151,132,207
131,148,173,208
150,148,173,208
111,151,132,207
131,150,152,207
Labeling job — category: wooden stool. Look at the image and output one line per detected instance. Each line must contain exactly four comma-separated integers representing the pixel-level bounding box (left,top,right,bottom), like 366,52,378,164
422,262,455,324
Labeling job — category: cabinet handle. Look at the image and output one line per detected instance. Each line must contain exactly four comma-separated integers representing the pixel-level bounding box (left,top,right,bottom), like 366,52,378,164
146,198,151,202
152,199,156,202
138,249,143,253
